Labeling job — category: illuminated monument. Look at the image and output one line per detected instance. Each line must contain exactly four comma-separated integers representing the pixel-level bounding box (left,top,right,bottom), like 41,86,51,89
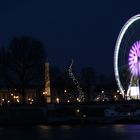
114,14,140,100
44,62,51,103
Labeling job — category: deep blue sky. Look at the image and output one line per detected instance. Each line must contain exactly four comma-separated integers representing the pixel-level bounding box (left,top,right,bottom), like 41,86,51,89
0,0,140,75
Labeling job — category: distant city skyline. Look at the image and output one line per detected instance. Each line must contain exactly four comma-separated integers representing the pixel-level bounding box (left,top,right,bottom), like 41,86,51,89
0,0,140,74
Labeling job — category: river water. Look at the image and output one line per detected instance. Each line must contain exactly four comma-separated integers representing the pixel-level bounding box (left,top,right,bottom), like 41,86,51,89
0,124,140,140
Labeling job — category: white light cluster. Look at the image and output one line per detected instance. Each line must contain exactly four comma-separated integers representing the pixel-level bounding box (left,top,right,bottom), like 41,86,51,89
68,59,85,102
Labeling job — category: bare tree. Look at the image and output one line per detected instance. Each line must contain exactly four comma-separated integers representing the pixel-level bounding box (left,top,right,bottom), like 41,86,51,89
80,67,96,102
8,36,46,104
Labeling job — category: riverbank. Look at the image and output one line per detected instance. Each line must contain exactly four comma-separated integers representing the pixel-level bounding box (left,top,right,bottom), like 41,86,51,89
0,101,140,125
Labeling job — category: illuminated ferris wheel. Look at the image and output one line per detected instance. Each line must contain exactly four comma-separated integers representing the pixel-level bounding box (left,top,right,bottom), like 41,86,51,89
114,14,140,100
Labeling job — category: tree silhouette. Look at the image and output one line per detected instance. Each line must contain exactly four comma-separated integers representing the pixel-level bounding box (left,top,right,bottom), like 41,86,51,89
7,36,46,104
80,67,96,102
50,66,64,102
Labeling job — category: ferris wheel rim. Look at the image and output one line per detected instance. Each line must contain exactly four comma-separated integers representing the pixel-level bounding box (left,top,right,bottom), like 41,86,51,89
114,14,140,96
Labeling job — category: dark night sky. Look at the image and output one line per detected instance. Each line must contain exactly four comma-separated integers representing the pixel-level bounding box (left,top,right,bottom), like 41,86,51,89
0,0,140,75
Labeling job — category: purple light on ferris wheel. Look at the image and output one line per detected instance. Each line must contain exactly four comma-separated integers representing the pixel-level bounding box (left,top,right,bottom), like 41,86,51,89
128,41,140,77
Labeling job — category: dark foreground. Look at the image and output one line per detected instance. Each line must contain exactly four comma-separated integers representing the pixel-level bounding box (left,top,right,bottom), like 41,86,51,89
1,101,140,125
0,124,140,140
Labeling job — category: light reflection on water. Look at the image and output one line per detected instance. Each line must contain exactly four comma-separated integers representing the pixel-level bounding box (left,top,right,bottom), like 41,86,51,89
0,125,140,140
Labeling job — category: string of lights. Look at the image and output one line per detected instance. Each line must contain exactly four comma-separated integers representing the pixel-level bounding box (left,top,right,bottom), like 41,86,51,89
68,59,85,102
